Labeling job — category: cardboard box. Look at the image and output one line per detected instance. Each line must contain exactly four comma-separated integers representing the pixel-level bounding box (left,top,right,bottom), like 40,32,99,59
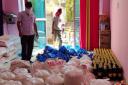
100,30,111,48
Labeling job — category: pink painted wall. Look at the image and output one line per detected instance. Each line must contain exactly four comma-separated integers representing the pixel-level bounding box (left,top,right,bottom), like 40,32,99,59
111,0,128,80
99,0,110,15
103,0,110,15
2,0,19,35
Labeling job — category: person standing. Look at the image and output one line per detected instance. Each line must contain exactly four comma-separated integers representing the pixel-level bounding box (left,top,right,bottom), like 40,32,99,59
17,1,38,61
52,8,63,47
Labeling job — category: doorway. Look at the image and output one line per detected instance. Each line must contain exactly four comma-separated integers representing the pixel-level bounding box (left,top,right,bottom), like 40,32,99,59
29,0,80,50
31,0,46,49
46,0,80,48
0,0,3,36
99,0,111,48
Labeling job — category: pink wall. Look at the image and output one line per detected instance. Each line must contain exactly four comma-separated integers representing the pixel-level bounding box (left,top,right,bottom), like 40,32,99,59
99,0,110,15
103,0,110,15
111,0,128,80
2,0,19,35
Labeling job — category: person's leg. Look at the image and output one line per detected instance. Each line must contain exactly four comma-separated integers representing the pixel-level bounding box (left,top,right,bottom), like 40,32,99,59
57,30,62,47
26,35,34,61
54,30,57,42
53,30,58,46
21,36,27,60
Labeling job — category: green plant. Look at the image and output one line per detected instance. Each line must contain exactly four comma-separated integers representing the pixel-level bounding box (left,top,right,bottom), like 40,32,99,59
66,0,74,22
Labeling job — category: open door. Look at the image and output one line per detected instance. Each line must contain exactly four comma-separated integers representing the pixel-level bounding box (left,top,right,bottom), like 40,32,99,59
0,0,3,36
74,0,80,47
31,0,46,49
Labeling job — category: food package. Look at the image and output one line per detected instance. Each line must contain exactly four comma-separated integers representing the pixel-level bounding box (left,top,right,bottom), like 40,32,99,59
66,57,80,67
14,72,32,82
0,78,6,85
22,77,44,85
0,71,16,80
30,61,46,74
13,68,32,82
10,60,31,71
45,74,64,85
33,69,50,80
90,79,111,85
3,80,22,85
64,68,84,85
13,68,28,74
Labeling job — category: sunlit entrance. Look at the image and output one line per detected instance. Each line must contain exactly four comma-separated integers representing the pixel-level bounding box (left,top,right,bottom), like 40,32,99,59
29,0,80,50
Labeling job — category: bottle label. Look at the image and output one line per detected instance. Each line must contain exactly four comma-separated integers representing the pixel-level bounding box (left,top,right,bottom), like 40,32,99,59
108,73,112,77
113,73,116,77
98,72,102,76
118,73,122,77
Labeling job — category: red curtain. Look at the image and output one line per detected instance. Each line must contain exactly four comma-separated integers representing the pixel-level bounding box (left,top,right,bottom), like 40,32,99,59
80,0,86,49
90,0,99,50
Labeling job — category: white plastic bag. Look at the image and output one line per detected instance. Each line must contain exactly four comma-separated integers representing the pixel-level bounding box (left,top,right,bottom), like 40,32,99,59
10,60,30,71
22,77,44,85
14,73,32,82
45,74,64,85
80,55,92,71
30,61,46,74
66,57,80,67
13,68,28,74
3,80,22,85
0,78,6,85
64,68,84,85
90,79,112,85
33,69,50,80
13,68,32,82
0,71,16,80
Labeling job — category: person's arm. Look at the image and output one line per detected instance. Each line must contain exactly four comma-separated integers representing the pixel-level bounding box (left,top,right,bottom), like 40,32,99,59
17,21,22,36
34,19,38,38
61,24,65,33
17,13,22,37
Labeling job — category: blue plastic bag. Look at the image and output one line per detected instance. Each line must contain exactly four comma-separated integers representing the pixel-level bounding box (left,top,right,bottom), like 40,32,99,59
68,48,78,56
37,54,47,62
59,46,69,54
44,46,56,53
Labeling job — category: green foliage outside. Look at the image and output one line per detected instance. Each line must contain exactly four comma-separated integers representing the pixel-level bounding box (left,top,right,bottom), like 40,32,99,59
66,0,74,22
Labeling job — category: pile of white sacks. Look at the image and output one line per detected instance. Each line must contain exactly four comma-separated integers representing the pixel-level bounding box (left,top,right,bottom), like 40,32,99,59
0,55,112,85
0,35,21,62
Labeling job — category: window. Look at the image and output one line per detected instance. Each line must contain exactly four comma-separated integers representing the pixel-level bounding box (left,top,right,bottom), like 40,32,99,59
74,0,80,46
18,0,25,12
31,0,46,48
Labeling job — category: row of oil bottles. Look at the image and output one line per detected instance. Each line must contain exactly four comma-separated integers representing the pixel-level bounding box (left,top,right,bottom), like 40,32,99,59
92,48,123,81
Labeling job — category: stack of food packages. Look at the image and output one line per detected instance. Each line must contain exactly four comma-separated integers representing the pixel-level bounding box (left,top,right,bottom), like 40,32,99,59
0,54,112,85
92,48,123,81
0,35,21,63
114,80,128,85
